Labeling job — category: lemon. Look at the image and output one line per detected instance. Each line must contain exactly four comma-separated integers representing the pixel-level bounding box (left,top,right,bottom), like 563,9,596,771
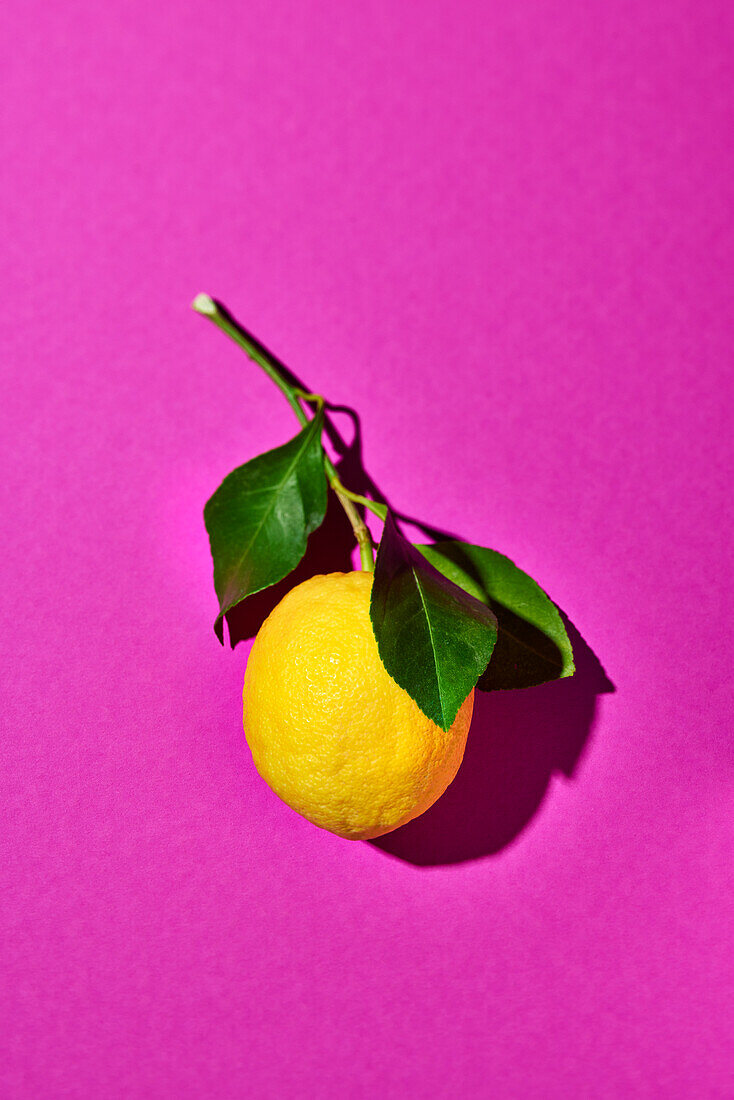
242,570,474,840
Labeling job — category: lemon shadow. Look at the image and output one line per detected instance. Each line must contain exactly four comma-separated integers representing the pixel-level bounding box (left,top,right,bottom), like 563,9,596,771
369,619,613,866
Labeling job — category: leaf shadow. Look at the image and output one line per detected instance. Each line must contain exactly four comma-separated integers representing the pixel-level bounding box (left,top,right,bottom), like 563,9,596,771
216,312,614,866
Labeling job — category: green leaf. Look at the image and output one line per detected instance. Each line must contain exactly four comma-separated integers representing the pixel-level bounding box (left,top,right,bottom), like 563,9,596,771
204,410,327,642
365,500,388,521
417,542,574,690
370,513,498,731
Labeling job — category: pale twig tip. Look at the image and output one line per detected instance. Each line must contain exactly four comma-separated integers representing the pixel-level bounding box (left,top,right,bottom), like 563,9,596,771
191,293,218,317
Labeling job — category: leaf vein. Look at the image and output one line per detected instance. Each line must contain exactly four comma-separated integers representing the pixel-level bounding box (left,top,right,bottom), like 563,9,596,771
412,568,448,727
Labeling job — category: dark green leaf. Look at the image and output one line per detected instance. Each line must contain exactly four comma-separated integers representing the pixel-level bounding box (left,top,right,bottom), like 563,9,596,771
370,513,498,731
204,410,327,642
417,542,574,690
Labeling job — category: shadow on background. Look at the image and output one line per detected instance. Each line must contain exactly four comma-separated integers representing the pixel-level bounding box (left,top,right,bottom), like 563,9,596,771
370,620,613,866
217,310,615,865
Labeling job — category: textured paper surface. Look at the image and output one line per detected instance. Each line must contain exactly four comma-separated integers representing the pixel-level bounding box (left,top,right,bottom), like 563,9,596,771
2,2,732,1096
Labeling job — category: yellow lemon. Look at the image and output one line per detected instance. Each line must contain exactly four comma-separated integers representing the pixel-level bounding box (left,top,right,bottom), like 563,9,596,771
243,570,473,840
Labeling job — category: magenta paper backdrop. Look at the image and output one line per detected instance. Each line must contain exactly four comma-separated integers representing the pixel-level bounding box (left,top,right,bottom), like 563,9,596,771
2,2,732,1097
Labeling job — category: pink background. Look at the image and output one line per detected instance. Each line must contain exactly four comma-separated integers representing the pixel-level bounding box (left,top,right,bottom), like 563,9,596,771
2,1,732,1096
